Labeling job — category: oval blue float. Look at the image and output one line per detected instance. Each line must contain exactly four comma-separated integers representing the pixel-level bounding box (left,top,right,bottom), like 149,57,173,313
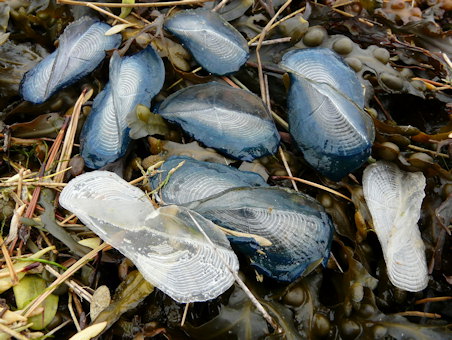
150,155,268,204
81,46,165,169
164,9,249,75
186,186,334,282
156,82,280,161
20,17,121,104
280,48,375,181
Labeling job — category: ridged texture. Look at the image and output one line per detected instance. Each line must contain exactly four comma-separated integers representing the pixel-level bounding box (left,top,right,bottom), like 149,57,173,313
150,156,268,204
157,82,280,161
363,161,428,292
80,46,165,169
164,9,249,75
59,171,239,303
186,187,334,281
281,48,365,106
280,48,375,181
20,17,121,104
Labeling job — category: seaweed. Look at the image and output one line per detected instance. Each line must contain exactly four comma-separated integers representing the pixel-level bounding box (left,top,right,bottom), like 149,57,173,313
0,0,451,338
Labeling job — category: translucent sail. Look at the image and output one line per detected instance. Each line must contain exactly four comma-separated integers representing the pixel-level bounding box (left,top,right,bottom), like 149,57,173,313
60,171,238,302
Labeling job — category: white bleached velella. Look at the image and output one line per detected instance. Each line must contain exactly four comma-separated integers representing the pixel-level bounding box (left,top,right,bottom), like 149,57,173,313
363,161,428,292
59,171,238,303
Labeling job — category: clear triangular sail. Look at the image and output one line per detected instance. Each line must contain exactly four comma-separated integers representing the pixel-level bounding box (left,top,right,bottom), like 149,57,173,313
60,171,239,302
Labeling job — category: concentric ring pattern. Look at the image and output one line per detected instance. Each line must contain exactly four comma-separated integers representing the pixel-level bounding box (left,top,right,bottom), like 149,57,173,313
157,82,280,161
20,17,121,104
164,9,249,75
280,48,375,181
60,171,239,303
150,156,268,204
281,48,365,106
80,46,164,169
363,161,428,292
186,187,334,281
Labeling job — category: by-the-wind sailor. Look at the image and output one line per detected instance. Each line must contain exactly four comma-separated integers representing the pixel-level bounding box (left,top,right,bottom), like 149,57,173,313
150,156,268,205
280,48,375,181
186,187,334,281
80,46,165,169
59,171,239,303
20,17,121,104
164,9,249,75
363,161,428,292
157,82,280,161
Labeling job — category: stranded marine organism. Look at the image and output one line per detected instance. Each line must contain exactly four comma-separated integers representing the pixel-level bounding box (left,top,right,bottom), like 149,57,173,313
363,161,428,292
280,48,375,181
60,171,239,303
150,156,268,205
157,82,280,161
80,46,164,169
21,17,121,104
186,186,334,281
164,9,249,75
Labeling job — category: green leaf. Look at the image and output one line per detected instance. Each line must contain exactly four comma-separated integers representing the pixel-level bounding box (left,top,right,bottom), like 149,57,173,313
13,275,59,330
128,104,170,139
0,247,54,294
119,0,134,19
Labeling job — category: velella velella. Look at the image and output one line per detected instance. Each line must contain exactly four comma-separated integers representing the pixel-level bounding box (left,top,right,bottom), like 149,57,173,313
186,186,334,281
20,17,121,104
156,82,280,161
150,155,268,205
280,48,375,181
292,29,425,96
80,46,165,169
281,48,365,106
7,0,452,336
164,9,249,75
363,161,428,292
59,171,239,303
